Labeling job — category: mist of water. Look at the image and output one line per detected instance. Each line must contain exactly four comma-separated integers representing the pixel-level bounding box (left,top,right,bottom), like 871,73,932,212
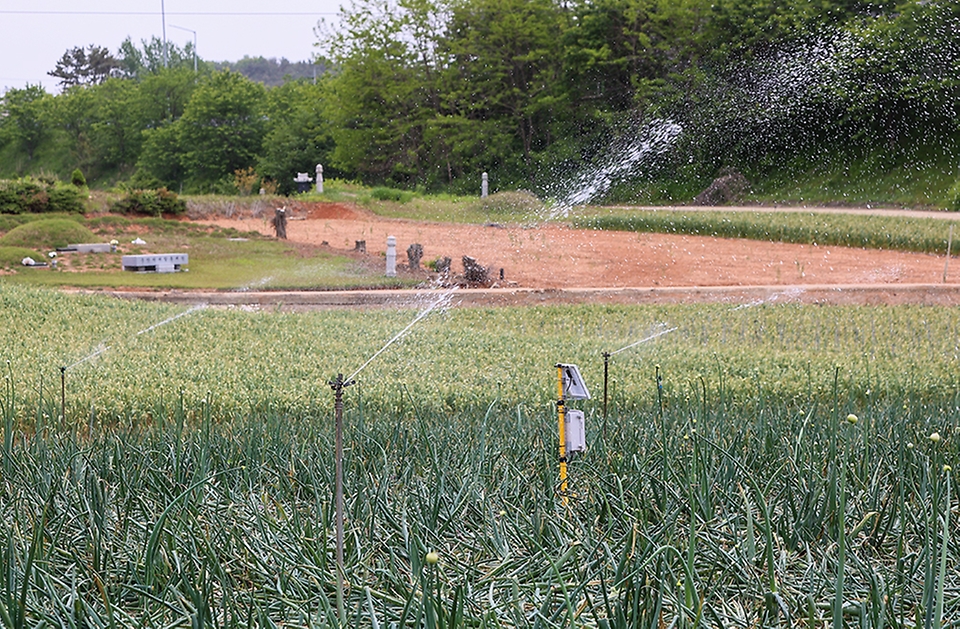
346,288,457,382
234,276,276,292
729,287,806,311
536,18,960,216
543,118,683,219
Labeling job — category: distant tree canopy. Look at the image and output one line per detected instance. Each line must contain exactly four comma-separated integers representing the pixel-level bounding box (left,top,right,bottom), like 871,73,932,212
2,0,960,198
214,57,323,88
318,0,960,194
0,85,51,162
116,37,201,80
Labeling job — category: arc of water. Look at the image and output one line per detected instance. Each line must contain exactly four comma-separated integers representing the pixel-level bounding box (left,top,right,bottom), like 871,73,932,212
65,343,110,370
64,304,207,371
609,325,678,356
346,288,457,382
136,304,206,336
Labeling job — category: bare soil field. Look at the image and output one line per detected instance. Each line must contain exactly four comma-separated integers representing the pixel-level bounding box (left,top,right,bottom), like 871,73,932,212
174,202,960,307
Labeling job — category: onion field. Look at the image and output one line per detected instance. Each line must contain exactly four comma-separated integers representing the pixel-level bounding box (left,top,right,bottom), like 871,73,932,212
0,284,958,627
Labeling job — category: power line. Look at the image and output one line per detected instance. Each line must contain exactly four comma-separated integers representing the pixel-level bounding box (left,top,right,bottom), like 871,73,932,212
0,10,339,16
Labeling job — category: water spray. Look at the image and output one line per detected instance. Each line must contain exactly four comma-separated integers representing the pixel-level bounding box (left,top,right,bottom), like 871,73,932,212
346,288,457,382
135,304,205,336
602,325,677,434
544,118,682,219
58,304,206,426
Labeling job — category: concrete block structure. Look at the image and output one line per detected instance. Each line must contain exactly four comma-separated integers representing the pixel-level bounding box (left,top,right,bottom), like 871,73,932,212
121,254,188,273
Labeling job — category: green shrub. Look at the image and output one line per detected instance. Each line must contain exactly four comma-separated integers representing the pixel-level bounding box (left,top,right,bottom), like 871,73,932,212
0,219,96,250
469,190,544,217
47,186,85,214
71,168,87,188
0,178,85,214
110,188,187,217
944,178,960,211
0,186,21,214
371,187,414,203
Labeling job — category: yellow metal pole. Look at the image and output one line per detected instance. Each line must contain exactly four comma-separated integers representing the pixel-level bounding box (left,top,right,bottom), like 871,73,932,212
556,364,568,503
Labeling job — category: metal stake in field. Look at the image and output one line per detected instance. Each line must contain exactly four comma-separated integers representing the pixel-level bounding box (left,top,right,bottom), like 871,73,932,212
328,373,354,627
602,351,610,434
60,366,66,425
325,288,455,621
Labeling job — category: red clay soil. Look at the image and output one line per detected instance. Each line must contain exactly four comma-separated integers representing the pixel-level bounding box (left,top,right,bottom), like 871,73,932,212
200,203,959,293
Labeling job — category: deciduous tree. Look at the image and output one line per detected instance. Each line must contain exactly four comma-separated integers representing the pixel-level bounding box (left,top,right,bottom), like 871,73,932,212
0,85,51,163
177,71,267,189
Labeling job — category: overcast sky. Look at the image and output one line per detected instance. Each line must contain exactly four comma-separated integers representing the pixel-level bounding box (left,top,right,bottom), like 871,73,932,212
1,0,345,93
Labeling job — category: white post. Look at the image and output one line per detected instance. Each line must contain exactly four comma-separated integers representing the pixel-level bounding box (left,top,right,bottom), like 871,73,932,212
944,224,954,283
386,236,397,277
316,164,324,194
161,0,168,68
481,172,488,198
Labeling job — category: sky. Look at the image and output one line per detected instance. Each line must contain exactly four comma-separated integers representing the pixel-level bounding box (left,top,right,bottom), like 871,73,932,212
0,0,346,93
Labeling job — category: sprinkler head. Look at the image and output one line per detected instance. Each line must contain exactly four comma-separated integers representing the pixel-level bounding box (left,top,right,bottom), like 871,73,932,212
328,373,356,391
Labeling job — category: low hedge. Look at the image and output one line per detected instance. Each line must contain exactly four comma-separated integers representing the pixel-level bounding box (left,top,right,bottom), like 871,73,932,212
0,178,85,214
109,188,187,217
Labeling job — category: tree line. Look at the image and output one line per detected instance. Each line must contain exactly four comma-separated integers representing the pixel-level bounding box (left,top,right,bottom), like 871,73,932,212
2,0,959,200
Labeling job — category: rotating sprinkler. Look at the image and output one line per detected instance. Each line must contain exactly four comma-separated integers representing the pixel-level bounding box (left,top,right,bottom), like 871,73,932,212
325,287,456,625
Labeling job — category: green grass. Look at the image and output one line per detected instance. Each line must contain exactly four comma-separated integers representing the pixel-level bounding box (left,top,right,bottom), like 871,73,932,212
13,236,394,290
5,190,960,292
745,145,960,209
0,286,959,626
0,213,407,290
361,194,495,223
574,207,960,255
0,245,44,269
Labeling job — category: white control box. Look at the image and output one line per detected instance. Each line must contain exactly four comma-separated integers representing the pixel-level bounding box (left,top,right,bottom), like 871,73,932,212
565,409,586,453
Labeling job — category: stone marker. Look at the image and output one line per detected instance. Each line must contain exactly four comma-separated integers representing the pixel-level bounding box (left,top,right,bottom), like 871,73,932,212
354,240,366,253
273,207,287,239
481,172,488,198
435,257,451,276
407,243,423,269
386,236,397,277
316,164,324,194
462,255,489,284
